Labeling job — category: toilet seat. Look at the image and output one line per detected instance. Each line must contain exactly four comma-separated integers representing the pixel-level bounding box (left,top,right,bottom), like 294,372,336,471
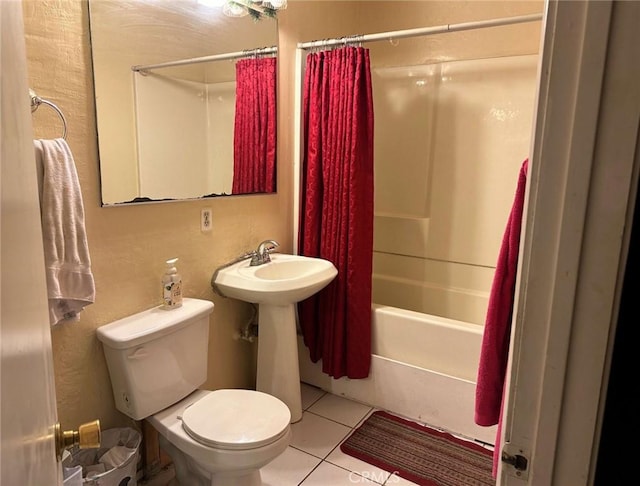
180,389,291,451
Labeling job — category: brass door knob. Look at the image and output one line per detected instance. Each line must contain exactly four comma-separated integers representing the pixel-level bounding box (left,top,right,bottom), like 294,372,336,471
55,419,101,460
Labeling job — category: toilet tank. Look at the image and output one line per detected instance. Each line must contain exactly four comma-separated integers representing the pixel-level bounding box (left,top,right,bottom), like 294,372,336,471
96,298,214,421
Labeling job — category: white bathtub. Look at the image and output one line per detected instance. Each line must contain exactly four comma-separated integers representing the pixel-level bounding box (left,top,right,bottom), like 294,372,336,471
298,304,496,444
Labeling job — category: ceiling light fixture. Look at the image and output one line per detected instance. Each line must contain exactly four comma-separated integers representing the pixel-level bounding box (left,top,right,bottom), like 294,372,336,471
218,0,287,21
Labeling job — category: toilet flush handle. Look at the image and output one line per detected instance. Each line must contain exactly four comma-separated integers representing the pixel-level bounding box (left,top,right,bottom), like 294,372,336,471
127,347,149,360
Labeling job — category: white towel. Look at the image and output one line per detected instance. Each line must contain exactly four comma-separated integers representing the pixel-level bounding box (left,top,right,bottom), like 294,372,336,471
34,138,95,326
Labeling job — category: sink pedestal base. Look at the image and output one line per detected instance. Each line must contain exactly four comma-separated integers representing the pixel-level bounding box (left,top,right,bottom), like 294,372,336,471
256,304,302,423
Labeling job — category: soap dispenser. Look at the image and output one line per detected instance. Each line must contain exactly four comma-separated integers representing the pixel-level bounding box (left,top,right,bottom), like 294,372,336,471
162,258,183,309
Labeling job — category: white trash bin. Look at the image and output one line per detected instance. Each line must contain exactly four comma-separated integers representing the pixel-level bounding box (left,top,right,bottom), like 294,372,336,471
65,427,141,486
62,453,83,486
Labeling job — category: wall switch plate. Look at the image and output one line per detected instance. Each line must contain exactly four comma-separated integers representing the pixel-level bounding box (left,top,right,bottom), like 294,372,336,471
201,208,212,232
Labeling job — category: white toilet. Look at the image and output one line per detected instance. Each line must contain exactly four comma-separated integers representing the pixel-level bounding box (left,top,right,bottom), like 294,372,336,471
96,298,291,486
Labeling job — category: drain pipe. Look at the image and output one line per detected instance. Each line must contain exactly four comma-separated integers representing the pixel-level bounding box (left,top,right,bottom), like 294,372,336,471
236,303,258,342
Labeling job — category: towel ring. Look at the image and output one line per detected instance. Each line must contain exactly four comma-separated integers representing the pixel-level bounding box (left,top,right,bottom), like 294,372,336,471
29,89,68,140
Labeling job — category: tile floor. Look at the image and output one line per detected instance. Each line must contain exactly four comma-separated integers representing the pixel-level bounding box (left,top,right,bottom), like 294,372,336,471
142,383,421,485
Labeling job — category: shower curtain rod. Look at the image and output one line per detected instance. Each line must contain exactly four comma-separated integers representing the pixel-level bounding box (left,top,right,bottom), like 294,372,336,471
132,46,277,73
297,13,543,49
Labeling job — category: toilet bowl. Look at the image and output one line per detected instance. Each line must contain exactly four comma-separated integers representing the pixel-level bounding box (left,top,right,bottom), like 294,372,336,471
96,298,291,486
148,389,291,486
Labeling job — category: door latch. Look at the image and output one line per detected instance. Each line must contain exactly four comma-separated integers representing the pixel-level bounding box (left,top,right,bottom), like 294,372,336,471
501,443,529,479
54,419,101,461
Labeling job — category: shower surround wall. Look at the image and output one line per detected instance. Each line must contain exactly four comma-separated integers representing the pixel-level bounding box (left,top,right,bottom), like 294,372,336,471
299,54,538,443
373,54,538,325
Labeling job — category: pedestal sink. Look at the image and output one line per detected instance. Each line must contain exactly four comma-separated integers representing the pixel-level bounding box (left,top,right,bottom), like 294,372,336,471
212,253,337,422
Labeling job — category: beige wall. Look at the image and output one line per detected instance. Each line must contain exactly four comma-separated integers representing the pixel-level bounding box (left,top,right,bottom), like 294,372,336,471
23,0,289,431
22,0,542,431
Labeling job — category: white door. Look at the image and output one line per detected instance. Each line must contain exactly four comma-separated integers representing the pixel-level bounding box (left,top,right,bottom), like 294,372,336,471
1,0,61,484
499,0,640,484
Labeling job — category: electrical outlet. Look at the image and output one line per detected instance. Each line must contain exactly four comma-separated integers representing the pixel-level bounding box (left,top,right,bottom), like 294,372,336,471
201,208,212,232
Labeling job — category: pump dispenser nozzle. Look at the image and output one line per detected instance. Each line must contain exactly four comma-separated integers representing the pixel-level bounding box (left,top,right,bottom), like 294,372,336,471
162,257,182,309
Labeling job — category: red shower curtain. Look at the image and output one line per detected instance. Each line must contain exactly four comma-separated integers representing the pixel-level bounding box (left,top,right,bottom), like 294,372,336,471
298,47,374,379
232,57,277,194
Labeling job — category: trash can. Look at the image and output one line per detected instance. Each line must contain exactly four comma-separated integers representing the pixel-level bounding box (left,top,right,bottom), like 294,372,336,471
62,457,83,486
63,427,141,486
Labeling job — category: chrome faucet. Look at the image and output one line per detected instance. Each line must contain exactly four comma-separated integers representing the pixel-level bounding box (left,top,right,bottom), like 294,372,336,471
250,240,279,266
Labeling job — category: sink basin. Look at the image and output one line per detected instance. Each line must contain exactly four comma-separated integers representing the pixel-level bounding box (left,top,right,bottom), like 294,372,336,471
213,253,337,305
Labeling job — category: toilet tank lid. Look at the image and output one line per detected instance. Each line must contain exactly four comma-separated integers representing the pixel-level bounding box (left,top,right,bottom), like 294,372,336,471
96,298,214,350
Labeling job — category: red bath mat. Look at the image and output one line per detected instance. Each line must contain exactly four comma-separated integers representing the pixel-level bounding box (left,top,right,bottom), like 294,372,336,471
340,410,494,486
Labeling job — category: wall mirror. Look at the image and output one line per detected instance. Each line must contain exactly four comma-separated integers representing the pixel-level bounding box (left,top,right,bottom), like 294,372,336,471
89,0,278,206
